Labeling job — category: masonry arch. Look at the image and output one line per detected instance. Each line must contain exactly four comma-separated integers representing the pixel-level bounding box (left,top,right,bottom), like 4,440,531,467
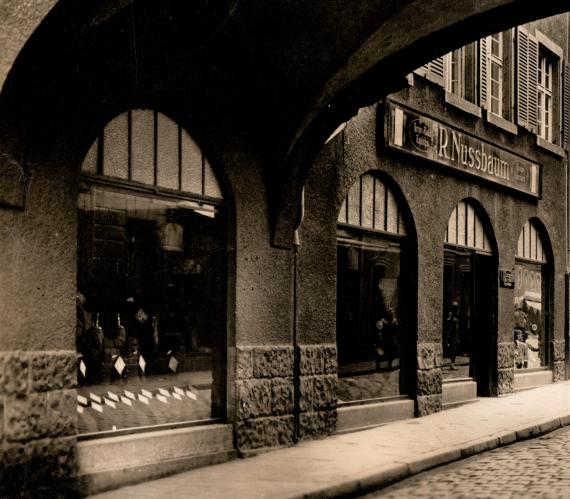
442,198,498,396
75,108,230,435
336,171,418,404
513,218,554,373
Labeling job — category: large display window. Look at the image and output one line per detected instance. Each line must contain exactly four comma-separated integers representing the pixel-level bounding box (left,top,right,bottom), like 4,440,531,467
76,110,226,436
336,173,413,403
514,220,550,370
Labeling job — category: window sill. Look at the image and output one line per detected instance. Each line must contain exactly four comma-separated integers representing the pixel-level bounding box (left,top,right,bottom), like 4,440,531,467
485,112,518,135
444,91,482,118
536,136,566,158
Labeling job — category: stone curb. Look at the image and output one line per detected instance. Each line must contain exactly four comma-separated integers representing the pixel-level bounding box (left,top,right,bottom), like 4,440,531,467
291,414,570,499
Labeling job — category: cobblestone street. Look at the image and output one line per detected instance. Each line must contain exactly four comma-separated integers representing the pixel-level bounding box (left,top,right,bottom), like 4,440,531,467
366,425,570,498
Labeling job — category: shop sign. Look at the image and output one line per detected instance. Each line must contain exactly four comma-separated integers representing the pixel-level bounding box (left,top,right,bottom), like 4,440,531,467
500,269,515,289
386,103,540,198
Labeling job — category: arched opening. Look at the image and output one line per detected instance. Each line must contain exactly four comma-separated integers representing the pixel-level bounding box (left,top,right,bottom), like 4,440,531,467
76,109,227,436
442,199,497,397
336,172,417,404
514,219,552,372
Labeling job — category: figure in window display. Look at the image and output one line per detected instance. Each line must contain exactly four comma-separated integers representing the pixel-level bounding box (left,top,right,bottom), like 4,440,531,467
445,302,460,371
375,307,399,371
130,300,159,374
76,291,104,385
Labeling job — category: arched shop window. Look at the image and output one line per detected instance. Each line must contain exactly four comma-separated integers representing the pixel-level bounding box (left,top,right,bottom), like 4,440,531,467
514,220,550,370
77,110,226,436
336,172,414,403
443,199,496,394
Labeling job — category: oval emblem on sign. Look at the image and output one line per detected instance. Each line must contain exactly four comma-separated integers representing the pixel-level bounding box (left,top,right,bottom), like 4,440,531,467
408,118,432,151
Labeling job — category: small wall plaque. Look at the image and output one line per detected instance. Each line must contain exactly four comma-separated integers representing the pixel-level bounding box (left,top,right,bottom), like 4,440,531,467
500,269,515,288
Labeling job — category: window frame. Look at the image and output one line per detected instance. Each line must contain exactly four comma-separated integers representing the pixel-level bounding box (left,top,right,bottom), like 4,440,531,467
488,32,504,117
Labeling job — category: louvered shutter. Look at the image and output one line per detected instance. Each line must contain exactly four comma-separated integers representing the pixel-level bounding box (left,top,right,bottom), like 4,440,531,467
562,61,570,149
427,56,445,86
517,28,529,128
516,27,539,133
479,37,488,109
527,34,539,133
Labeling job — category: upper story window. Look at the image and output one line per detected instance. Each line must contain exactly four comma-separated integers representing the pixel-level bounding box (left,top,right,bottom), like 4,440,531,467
444,43,477,105
488,33,504,117
537,52,553,141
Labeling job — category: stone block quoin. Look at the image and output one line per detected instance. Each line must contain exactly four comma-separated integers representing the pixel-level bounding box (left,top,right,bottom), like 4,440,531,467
0,351,78,494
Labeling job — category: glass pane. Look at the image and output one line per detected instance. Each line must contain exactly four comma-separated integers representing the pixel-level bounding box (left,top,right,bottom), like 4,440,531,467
442,251,472,379
103,113,129,180
156,114,180,190
131,110,155,186
76,185,226,434
337,235,403,403
181,130,203,195
514,262,545,369
82,138,98,175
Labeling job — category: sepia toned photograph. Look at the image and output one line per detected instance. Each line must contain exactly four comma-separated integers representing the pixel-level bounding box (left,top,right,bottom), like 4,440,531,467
0,1,569,497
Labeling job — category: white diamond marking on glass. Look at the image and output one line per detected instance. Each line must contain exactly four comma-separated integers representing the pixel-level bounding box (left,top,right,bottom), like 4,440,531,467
159,388,171,397
114,356,126,375
104,398,117,409
141,389,153,398
77,406,84,414
107,391,119,402
186,390,197,400
173,393,182,400
157,394,168,404
139,355,146,373
138,394,150,404
92,402,103,413
120,396,133,406
168,356,179,373
124,390,136,400
174,386,184,395
79,359,87,377
77,395,88,406
90,393,102,404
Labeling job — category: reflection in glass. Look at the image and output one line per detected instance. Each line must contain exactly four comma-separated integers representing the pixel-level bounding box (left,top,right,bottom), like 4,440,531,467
336,232,403,403
76,185,225,434
514,261,545,369
442,251,472,379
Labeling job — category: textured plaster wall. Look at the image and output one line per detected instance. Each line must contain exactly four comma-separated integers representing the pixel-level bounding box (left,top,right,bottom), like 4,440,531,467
0,158,76,351
0,0,59,92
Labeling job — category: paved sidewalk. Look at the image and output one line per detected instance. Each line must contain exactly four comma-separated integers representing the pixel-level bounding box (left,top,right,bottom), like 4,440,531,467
91,381,570,499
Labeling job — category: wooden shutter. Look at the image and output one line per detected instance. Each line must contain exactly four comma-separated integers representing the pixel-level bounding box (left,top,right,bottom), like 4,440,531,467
517,28,529,128
479,37,488,109
527,34,539,133
414,64,429,78
427,56,445,86
562,61,570,149
516,27,539,133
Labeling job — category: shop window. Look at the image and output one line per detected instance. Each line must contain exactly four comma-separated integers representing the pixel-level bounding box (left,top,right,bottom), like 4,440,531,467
336,173,414,403
514,220,550,370
443,200,496,395
77,110,226,436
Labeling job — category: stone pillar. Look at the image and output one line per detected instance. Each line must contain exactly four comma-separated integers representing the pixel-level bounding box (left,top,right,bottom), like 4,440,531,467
551,339,565,382
497,341,514,395
298,344,337,440
0,351,77,496
234,346,295,454
416,342,442,416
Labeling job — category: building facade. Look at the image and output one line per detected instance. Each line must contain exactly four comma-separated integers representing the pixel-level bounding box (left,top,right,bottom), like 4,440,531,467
302,14,569,430
0,5,569,497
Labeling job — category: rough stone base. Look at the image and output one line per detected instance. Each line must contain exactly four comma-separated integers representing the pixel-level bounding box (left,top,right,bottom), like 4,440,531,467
0,351,78,496
553,361,565,382
235,346,296,451
497,368,514,395
497,342,515,370
416,394,442,416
